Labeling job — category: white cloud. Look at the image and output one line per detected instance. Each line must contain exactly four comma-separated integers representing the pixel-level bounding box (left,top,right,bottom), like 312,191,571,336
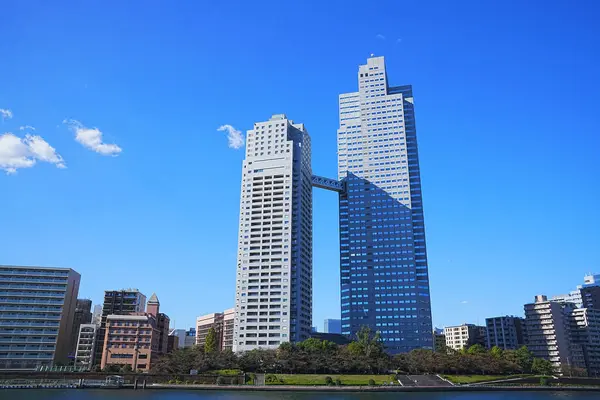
64,119,122,156
0,132,65,174
19,125,36,131
217,124,245,149
0,109,13,120
376,34,386,40
460,300,469,304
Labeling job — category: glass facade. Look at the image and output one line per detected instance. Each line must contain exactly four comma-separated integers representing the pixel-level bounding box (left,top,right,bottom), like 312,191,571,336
337,56,433,353
0,266,80,370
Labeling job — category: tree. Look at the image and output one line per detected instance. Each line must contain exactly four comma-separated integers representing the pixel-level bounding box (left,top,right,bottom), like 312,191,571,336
515,346,534,373
204,327,218,354
466,344,486,355
531,357,554,376
490,346,504,358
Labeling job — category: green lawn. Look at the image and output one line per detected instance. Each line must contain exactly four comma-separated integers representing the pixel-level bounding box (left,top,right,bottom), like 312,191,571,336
265,374,397,386
442,374,530,384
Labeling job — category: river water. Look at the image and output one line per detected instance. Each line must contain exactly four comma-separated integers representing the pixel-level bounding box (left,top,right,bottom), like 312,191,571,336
0,390,597,400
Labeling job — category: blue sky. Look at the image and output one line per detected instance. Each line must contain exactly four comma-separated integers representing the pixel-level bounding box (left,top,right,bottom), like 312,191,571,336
1,0,598,331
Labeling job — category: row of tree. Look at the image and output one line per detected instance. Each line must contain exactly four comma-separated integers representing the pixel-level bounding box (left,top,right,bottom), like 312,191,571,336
150,327,561,376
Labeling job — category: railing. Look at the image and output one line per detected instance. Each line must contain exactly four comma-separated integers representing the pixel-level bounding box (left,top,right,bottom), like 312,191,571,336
0,322,60,327
0,299,64,305
311,175,345,193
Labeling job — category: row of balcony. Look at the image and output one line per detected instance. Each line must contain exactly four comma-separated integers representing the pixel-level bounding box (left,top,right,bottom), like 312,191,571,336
0,299,64,305
0,314,61,320
0,354,54,359
0,292,64,298
0,321,60,327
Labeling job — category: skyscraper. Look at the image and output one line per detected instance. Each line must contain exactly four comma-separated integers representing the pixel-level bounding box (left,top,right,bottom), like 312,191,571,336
233,114,313,352
337,56,433,353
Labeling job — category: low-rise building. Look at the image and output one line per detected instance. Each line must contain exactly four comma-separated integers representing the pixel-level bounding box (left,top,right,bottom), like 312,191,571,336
443,324,486,351
100,292,169,372
486,316,526,350
196,308,234,351
100,314,158,372
74,324,97,370
324,319,341,334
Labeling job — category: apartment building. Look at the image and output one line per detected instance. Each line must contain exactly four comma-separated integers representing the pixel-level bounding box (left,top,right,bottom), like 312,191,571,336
486,316,526,350
233,114,313,351
69,299,92,357
74,323,97,370
197,308,234,351
570,308,600,376
94,289,146,367
100,292,169,372
444,324,487,351
0,265,80,370
100,314,158,372
524,295,584,373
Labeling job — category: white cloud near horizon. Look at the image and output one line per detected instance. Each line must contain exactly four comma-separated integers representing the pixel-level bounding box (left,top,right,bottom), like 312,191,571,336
0,109,13,120
217,124,245,149
64,119,122,156
0,132,66,174
376,34,386,40
19,125,36,131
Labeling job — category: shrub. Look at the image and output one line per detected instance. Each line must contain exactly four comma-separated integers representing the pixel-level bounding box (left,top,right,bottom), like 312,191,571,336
325,376,333,386
368,379,376,386
540,377,549,386
246,373,256,385
335,378,342,386
216,376,226,385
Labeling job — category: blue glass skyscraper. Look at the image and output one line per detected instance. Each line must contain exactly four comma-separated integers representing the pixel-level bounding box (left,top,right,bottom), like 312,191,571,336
337,56,433,353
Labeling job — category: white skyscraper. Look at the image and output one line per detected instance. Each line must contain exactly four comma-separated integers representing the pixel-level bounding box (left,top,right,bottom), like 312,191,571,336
233,114,313,352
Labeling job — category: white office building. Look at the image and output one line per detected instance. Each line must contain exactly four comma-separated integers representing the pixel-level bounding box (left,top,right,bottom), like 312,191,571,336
233,114,313,352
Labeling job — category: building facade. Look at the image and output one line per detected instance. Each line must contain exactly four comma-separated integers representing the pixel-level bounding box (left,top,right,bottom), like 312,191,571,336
197,308,234,351
443,324,487,351
580,286,600,310
94,289,146,368
0,265,80,370
336,56,433,353
146,293,170,354
100,314,158,372
70,299,92,358
324,319,342,334
485,316,526,350
233,114,313,351
100,294,168,372
524,295,583,373
570,308,600,376
74,323,97,370
434,331,446,352
553,274,600,308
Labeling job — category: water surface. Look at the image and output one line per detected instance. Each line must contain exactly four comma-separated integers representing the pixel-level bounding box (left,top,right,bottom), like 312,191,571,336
0,390,597,400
